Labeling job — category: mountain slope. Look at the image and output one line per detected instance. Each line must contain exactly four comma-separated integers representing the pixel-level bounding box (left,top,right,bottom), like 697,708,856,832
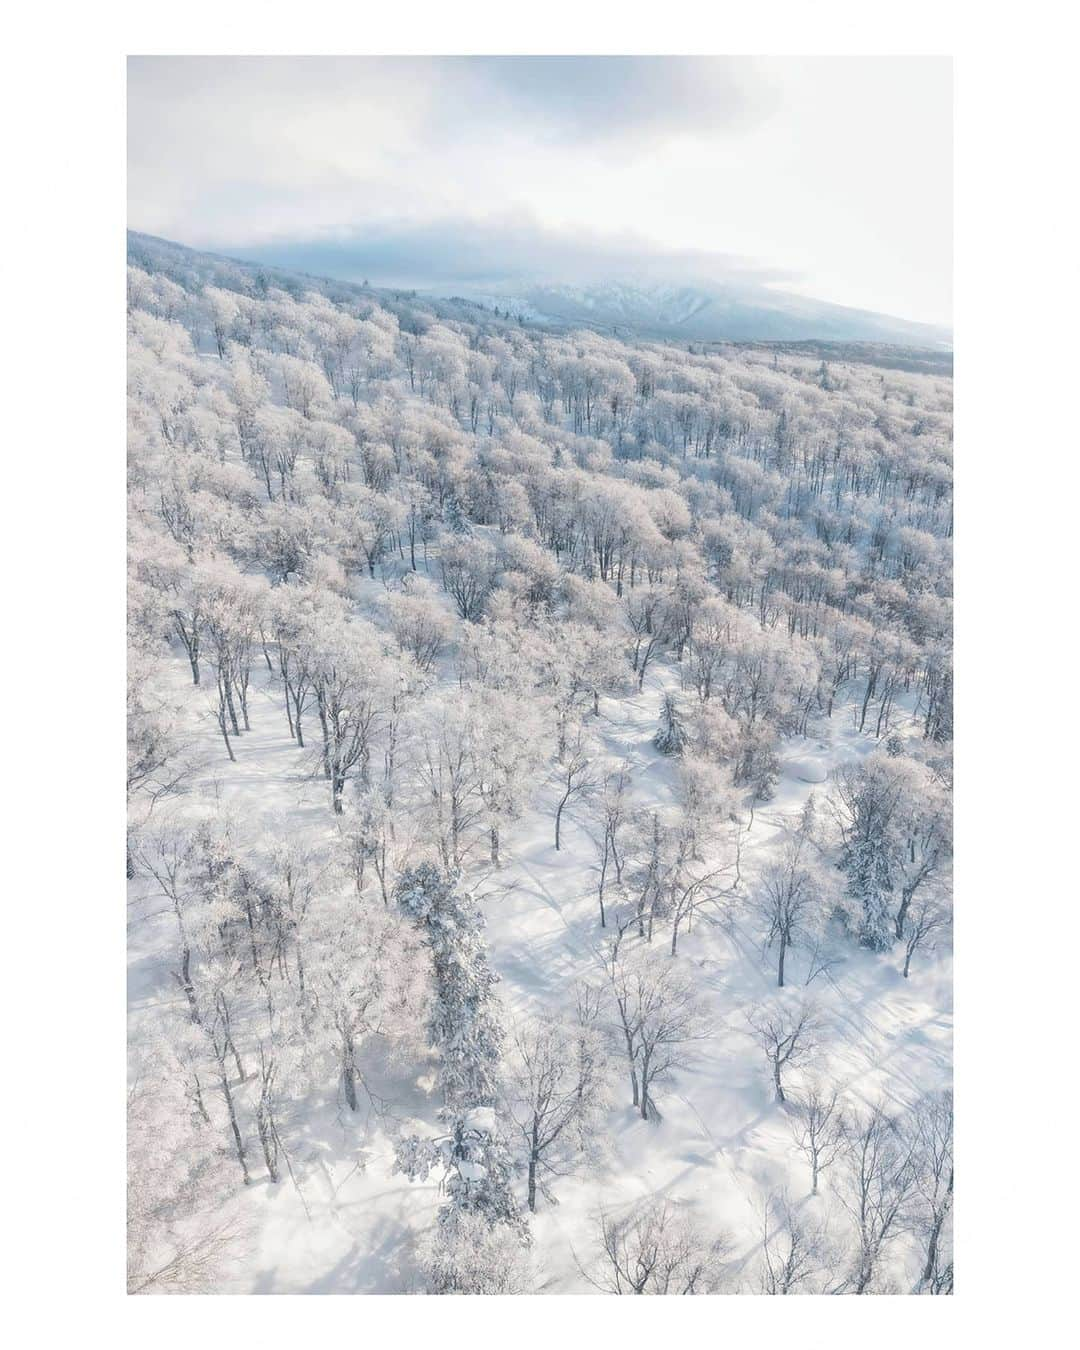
440,278,950,348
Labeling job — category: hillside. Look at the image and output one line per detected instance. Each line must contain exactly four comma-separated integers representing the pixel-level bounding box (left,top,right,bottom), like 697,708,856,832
127,232,953,1295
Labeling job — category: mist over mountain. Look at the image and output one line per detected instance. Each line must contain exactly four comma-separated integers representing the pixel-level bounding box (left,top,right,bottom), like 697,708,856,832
219,221,951,349
439,278,950,347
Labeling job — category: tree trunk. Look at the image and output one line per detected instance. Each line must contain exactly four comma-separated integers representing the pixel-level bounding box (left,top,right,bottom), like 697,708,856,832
921,1177,951,1284
224,679,241,736
218,702,236,761
622,1030,640,1107
894,886,914,941
218,1066,250,1185
342,1035,358,1111
528,1122,539,1212
257,1104,279,1183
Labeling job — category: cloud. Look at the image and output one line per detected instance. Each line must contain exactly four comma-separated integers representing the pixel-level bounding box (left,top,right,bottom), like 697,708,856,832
220,214,798,292
127,56,952,325
464,56,777,144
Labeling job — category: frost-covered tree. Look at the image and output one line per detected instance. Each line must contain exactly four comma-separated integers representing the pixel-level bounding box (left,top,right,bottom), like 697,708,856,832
385,579,454,674
653,691,688,755
911,1090,954,1293
395,864,503,1109
395,1106,527,1240
308,617,395,812
394,862,527,1268
413,1209,534,1295
901,895,949,978
833,754,952,952
553,732,596,851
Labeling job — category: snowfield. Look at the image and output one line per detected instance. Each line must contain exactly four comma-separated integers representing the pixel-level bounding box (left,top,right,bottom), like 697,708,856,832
128,624,950,1293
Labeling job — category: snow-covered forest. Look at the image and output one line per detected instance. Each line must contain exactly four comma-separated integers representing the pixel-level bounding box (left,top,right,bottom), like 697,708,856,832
126,231,952,1296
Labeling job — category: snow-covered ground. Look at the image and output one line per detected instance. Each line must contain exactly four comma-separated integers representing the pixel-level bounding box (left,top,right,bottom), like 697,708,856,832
128,631,951,1294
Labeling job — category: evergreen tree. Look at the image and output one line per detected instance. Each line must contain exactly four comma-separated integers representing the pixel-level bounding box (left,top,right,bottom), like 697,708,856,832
443,494,473,537
395,863,503,1108
396,1107,527,1241
394,866,527,1252
653,692,688,756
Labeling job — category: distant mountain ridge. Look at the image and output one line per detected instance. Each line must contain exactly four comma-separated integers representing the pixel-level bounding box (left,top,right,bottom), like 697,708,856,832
205,229,951,350
434,278,951,348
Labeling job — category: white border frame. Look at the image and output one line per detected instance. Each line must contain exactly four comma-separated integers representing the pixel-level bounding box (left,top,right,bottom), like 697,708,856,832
4,2,1075,1342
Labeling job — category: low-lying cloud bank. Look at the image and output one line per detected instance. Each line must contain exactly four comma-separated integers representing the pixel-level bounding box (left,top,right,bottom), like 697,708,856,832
220,218,951,347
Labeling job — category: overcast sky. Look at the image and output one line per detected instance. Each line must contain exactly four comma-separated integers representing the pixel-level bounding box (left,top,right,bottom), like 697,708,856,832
128,56,952,324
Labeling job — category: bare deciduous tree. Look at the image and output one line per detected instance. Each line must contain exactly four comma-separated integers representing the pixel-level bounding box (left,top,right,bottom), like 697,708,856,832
837,1105,917,1294
553,734,596,851
505,1017,606,1212
760,1193,827,1294
756,835,821,987
590,763,632,928
606,939,708,1120
790,1080,847,1195
912,1090,953,1293
587,1197,728,1294
747,1000,818,1104
901,895,949,978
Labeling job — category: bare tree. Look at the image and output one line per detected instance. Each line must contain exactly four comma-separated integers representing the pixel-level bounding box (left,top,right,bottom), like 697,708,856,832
790,1080,847,1195
505,1018,606,1212
587,1197,728,1294
205,991,252,1186
747,1000,818,1104
590,763,632,927
553,735,596,851
901,895,949,978
128,1211,248,1295
760,1193,826,1294
606,939,707,1120
892,786,952,941
837,1105,917,1294
756,836,821,987
668,854,741,956
911,1090,953,1293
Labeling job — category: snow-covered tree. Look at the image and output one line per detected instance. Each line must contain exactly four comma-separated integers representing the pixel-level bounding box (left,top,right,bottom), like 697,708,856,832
395,864,503,1110
653,691,688,755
